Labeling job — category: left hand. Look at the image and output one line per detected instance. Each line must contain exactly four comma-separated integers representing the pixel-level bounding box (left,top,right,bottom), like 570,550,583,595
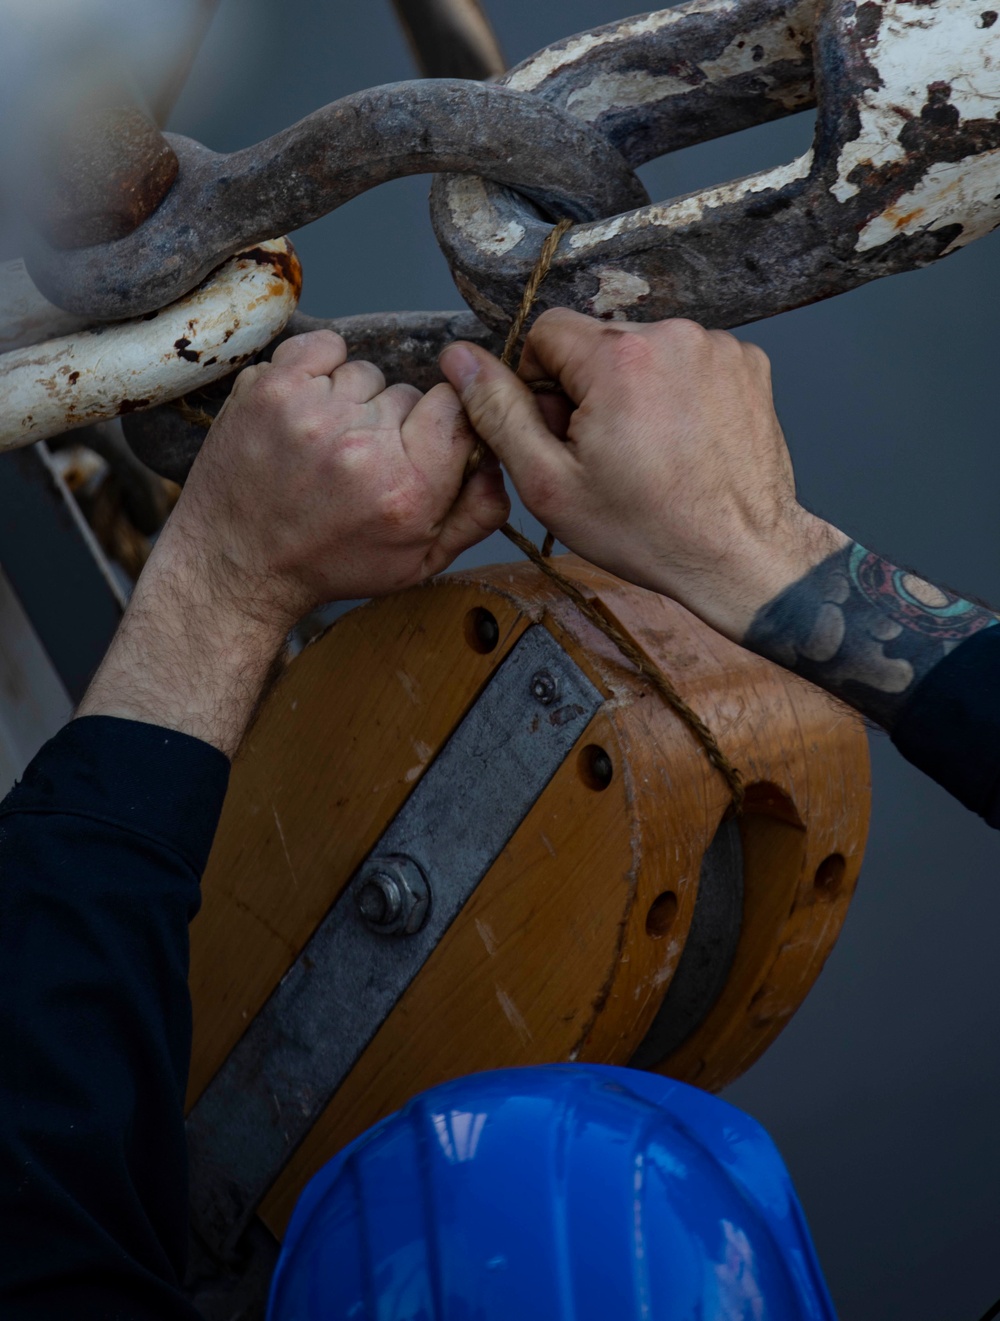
170,329,509,631
78,331,509,755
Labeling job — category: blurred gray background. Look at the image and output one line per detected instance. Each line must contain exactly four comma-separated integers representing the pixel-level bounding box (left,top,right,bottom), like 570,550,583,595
169,3,1000,1316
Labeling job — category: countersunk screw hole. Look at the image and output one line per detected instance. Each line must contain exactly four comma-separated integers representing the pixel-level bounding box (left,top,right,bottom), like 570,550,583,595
465,606,499,654
645,891,678,939
813,853,846,895
578,744,613,791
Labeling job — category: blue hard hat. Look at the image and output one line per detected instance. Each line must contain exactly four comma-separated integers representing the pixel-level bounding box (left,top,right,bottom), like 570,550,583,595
267,1064,835,1320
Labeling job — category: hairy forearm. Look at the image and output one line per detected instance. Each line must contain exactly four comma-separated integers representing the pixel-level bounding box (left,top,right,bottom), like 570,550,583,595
743,536,999,731
77,531,290,758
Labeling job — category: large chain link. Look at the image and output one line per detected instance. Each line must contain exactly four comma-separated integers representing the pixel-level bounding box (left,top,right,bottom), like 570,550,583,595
434,0,1000,330
7,0,1000,468
25,80,647,320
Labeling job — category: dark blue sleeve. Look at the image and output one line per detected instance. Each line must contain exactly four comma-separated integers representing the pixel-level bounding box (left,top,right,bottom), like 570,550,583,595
0,715,229,1320
892,624,1000,828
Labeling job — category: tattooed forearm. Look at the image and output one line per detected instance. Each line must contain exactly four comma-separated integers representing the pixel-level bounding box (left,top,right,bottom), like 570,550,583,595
743,543,999,730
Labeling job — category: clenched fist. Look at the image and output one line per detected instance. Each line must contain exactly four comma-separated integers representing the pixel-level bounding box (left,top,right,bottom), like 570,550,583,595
177,329,509,627
78,330,509,755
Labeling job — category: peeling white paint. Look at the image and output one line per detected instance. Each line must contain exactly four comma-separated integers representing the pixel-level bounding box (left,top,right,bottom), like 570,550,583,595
834,0,1000,202
0,237,300,452
516,0,812,124
699,0,814,83
592,266,652,318
566,70,694,122
506,0,740,94
445,176,526,255
568,150,813,252
856,147,1000,252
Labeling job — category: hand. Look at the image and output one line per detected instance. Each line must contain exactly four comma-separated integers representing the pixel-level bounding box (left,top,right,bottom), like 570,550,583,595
173,329,509,629
78,330,508,754
440,310,844,641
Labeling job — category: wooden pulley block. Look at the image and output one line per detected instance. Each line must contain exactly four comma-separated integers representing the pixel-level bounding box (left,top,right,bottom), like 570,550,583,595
185,556,870,1259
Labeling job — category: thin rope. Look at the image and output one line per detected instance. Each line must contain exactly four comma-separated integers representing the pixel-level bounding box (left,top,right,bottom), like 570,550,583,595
502,524,744,808
169,396,215,431
465,218,572,480
468,217,745,809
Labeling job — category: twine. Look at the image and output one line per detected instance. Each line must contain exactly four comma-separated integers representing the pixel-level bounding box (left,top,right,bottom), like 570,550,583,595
465,217,745,808
169,396,215,431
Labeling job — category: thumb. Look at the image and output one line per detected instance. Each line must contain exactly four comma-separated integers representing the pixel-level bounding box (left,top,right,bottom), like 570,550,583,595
424,460,511,576
439,342,562,484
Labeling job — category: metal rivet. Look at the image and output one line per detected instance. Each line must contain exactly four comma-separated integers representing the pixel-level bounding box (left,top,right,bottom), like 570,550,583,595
530,668,559,705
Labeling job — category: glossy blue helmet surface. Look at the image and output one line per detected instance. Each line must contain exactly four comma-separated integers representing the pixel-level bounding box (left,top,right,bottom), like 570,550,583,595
268,1064,835,1320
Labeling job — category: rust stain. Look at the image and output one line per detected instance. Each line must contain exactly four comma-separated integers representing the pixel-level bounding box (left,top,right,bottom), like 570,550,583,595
892,206,925,229
239,244,303,301
174,336,202,363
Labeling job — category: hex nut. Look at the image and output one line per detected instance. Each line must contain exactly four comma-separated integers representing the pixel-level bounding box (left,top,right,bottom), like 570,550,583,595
354,854,430,936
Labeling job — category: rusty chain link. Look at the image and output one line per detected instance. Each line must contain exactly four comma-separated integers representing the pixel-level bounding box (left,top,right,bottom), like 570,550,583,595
7,0,1000,472
24,80,647,320
433,0,1000,331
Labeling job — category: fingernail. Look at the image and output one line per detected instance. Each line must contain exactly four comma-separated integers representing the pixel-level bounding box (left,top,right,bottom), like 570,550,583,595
441,343,480,393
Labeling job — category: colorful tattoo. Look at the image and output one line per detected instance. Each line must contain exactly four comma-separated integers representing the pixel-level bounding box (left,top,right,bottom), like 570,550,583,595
744,543,998,729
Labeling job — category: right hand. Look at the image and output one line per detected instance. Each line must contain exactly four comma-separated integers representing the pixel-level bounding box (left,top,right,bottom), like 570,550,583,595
440,310,843,641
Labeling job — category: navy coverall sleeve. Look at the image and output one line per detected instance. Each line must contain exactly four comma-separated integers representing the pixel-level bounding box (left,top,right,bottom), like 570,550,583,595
892,624,1000,828
0,715,229,1321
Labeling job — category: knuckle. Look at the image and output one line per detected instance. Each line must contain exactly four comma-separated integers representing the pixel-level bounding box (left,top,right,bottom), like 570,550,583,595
604,327,656,374
297,411,332,448
312,328,346,351
376,482,422,531
660,317,710,348
743,340,771,373
247,366,297,412
342,360,385,392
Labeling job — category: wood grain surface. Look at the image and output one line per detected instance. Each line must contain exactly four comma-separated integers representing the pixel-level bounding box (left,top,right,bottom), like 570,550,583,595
188,556,871,1237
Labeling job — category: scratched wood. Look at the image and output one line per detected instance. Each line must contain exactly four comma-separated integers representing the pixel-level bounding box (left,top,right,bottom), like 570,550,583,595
188,555,871,1239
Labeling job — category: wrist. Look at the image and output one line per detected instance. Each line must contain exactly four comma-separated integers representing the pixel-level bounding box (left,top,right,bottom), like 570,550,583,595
77,528,292,757
662,509,849,643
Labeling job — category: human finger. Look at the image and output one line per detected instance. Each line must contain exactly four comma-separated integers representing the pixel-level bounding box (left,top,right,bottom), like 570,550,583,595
328,359,387,404
516,307,615,399
269,329,348,376
438,342,566,491
423,461,510,577
372,381,424,429
399,381,478,488
533,387,574,441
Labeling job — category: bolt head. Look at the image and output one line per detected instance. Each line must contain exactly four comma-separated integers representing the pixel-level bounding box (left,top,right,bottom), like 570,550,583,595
530,668,559,705
356,874,402,926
